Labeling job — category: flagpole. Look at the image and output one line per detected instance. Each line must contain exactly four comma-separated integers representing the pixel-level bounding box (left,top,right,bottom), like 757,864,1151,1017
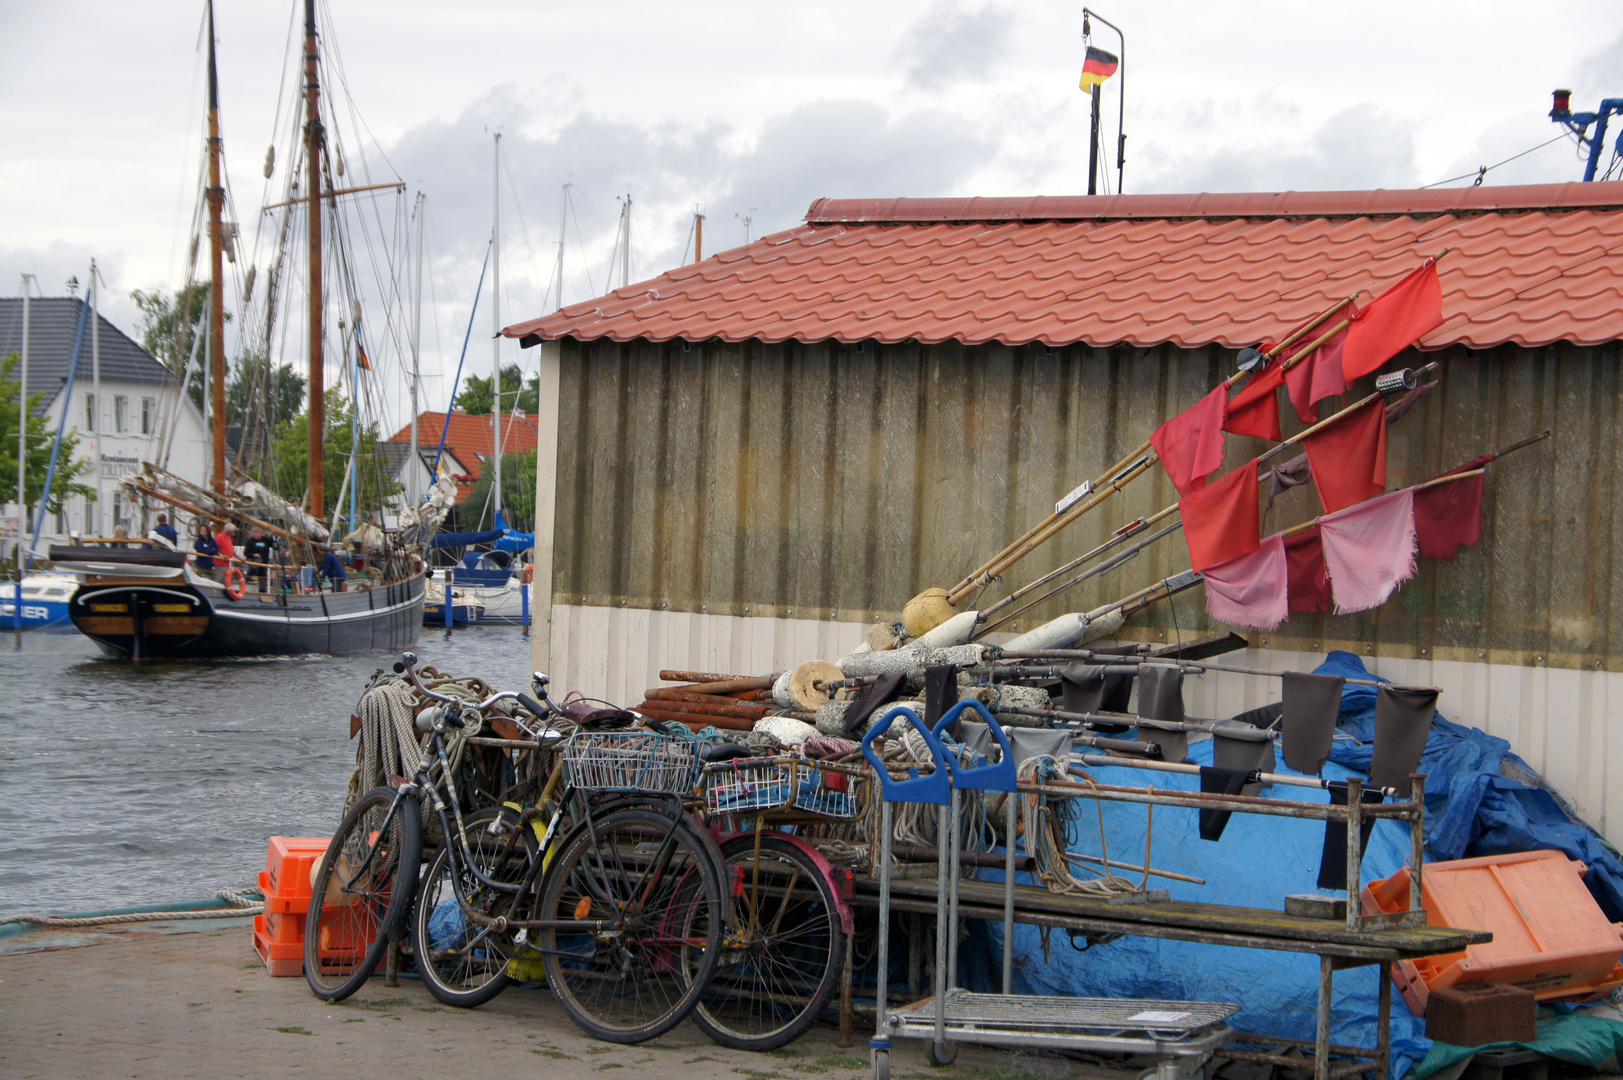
1088,86,1102,195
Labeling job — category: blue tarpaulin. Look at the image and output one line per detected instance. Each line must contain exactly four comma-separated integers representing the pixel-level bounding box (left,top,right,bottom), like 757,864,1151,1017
956,651,1623,1079
429,527,505,549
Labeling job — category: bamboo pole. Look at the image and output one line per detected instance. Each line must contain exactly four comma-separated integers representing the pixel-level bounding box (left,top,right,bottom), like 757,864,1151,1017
643,675,775,697
943,292,1366,606
938,248,1451,612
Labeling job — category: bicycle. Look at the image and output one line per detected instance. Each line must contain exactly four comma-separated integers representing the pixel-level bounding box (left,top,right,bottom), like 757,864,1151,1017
689,751,866,1050
305,653,728,1044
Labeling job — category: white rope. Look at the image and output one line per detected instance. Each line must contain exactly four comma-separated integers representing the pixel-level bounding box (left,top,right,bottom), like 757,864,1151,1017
0,888,262,928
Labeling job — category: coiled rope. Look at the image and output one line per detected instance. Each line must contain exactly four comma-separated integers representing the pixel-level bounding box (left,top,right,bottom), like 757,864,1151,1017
0,888,262,928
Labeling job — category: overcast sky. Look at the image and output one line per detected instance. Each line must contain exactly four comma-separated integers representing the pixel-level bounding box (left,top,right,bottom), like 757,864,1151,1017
3,0,1620,441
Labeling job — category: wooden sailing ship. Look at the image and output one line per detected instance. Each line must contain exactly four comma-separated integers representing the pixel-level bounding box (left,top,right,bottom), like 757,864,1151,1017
53,0,429,660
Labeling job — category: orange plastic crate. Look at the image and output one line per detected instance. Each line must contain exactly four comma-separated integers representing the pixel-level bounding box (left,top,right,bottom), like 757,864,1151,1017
252,914,305,977
260,836,330,916
256,910,304,946
1362,849,1623,1014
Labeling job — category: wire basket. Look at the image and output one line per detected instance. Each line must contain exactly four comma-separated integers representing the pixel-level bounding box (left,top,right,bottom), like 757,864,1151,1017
562,731,700,794
702,756,868,821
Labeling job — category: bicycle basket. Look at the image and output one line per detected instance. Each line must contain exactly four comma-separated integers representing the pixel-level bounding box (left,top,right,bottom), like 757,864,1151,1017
702,756,866,820
561,731,700,794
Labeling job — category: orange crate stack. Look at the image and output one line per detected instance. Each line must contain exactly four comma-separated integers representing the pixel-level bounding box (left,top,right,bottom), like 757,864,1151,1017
1362,849,1623,1014
251,836,330,977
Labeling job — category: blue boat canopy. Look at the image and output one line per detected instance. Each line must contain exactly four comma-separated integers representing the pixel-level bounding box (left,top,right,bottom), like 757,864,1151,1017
430,513,533,552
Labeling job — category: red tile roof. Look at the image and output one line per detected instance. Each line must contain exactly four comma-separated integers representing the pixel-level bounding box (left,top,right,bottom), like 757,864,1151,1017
502,182,1623,351
387,411,540,501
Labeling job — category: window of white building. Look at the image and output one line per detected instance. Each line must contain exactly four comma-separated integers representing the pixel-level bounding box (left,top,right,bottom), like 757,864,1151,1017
141,397,156,435
114,395,129,434
85,393,96,431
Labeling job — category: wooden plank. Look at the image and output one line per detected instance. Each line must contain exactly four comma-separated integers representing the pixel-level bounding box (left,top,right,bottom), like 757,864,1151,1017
856,877,1490,956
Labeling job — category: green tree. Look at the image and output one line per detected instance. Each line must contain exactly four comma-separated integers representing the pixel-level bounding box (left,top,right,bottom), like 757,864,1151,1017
267,389,399,520
227,355,305,431
457,449,535,532
132,282,228,415
0,353,94,522
454,364,527,416
515,372,540,414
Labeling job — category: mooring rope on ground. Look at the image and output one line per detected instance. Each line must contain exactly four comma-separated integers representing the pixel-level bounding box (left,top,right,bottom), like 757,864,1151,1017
0,888,262,929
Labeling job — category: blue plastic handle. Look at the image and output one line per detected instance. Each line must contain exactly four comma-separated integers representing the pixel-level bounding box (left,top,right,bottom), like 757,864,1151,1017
931,699,1019,793
860,705,952,806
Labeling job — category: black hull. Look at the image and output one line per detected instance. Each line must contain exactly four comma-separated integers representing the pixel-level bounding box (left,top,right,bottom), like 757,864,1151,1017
68,573,427,660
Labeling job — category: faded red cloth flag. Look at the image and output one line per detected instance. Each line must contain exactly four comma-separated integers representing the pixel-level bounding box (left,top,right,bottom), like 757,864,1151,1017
1414,454,1491,558
1180,459,1260,572
1203,533,1288,630
1224,362,1285,441
1342,260,1443,381
1284,323,1350,424
1319,488,1418,614
1284,525,1334,612
1153,384,1228,497
1303,398,1387,514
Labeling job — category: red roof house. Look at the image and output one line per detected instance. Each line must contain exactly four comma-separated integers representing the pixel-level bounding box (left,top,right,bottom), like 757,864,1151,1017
388,410,541,501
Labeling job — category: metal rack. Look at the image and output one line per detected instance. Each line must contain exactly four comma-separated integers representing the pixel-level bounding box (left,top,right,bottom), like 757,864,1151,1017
860,700,1238,1080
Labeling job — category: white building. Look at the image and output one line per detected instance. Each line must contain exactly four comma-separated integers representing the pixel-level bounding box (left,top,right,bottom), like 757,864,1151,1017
0,296,209,548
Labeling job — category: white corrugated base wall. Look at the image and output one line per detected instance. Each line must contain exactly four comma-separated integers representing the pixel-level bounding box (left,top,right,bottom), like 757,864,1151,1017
542,604,1622,851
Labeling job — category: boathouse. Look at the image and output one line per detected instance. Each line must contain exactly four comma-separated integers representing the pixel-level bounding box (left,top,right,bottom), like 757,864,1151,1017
505,182,1623,848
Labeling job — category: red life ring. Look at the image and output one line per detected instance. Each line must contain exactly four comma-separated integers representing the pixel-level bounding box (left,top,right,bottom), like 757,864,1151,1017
224,566,246,601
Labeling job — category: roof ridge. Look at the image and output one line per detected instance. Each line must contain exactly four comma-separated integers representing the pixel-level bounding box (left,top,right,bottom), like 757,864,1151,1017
804,183,1623,225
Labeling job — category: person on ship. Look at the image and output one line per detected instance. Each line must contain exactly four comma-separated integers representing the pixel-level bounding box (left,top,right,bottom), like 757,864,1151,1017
244,528,275,593
147,513,179,550
317,544,348,593
192,523,219,577
214,522,237,577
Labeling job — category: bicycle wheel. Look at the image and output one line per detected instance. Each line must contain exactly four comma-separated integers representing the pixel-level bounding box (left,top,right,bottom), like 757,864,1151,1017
412,806,537,1008
539,805,724,1043
304,786,422,1001
691,833,846,1050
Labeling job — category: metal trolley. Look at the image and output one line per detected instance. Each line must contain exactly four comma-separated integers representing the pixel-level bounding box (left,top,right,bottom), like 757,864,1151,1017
861,700,1239,1080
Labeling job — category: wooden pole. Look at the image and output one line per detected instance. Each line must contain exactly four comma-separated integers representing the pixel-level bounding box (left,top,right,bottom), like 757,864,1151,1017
205,0,227,503
304,0,325,521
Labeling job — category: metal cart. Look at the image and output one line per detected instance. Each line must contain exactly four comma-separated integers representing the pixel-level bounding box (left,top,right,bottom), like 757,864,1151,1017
861,700,1239,1080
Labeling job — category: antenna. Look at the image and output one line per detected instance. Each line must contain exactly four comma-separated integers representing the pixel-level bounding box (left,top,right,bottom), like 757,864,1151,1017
736,209,756,244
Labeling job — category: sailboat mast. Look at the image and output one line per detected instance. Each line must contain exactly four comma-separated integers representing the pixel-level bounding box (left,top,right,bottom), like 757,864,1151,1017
553,184,566,311
490,132,501,524
410,192,424,506
304,0,325,520
206,0,228,503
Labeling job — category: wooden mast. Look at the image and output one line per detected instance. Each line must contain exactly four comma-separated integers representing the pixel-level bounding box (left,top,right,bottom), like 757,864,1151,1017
303,0,325,519
205,0,227,502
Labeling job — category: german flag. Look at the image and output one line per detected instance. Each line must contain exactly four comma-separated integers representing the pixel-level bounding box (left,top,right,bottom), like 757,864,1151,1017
1079,46,1119,92
356,342,371,371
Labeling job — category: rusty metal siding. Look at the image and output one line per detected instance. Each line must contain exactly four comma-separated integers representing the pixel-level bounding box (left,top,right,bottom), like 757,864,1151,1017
550,335,1610,670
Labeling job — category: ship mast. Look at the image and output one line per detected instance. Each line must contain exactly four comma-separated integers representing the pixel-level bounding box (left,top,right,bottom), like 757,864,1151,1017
205,0,227,501
303,0,325,519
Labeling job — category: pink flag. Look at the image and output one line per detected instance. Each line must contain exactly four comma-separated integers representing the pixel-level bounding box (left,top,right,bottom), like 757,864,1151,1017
1284,322,1350,425
1202,533,1288,631
1318,488,1418,614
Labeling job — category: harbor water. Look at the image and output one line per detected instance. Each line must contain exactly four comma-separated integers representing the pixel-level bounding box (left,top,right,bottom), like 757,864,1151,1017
0,626,534,915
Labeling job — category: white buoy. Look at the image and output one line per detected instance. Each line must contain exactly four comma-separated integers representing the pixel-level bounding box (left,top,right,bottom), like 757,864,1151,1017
1002,607,1126,652
838,643,987,678
913,609,979,649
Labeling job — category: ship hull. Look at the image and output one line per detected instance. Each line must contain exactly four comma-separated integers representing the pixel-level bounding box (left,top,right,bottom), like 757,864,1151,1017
64,562,426,661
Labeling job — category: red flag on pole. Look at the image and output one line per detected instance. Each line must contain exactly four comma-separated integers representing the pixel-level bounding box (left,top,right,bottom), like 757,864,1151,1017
1224,361,1285,441
1341,260,1443,382
1180,459,1260,572
1303,398,1387,514
1284,322,1350,425
1152,384,1228,497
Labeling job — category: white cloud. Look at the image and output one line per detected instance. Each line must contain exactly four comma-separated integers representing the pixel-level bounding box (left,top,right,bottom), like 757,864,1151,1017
899,3,1016,90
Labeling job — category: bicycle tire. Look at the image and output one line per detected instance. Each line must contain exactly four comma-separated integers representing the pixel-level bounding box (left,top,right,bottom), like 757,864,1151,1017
538,805,724,1043
691,833,847,1050
304,786,422,1001
412,806,538,1008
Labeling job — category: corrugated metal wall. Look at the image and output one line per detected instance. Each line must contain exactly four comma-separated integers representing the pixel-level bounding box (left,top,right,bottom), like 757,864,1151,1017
552,335,1611,669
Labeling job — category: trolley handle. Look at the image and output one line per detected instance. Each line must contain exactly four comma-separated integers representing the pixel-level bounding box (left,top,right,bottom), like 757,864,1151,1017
859,705,951,806
931,699,1018,794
